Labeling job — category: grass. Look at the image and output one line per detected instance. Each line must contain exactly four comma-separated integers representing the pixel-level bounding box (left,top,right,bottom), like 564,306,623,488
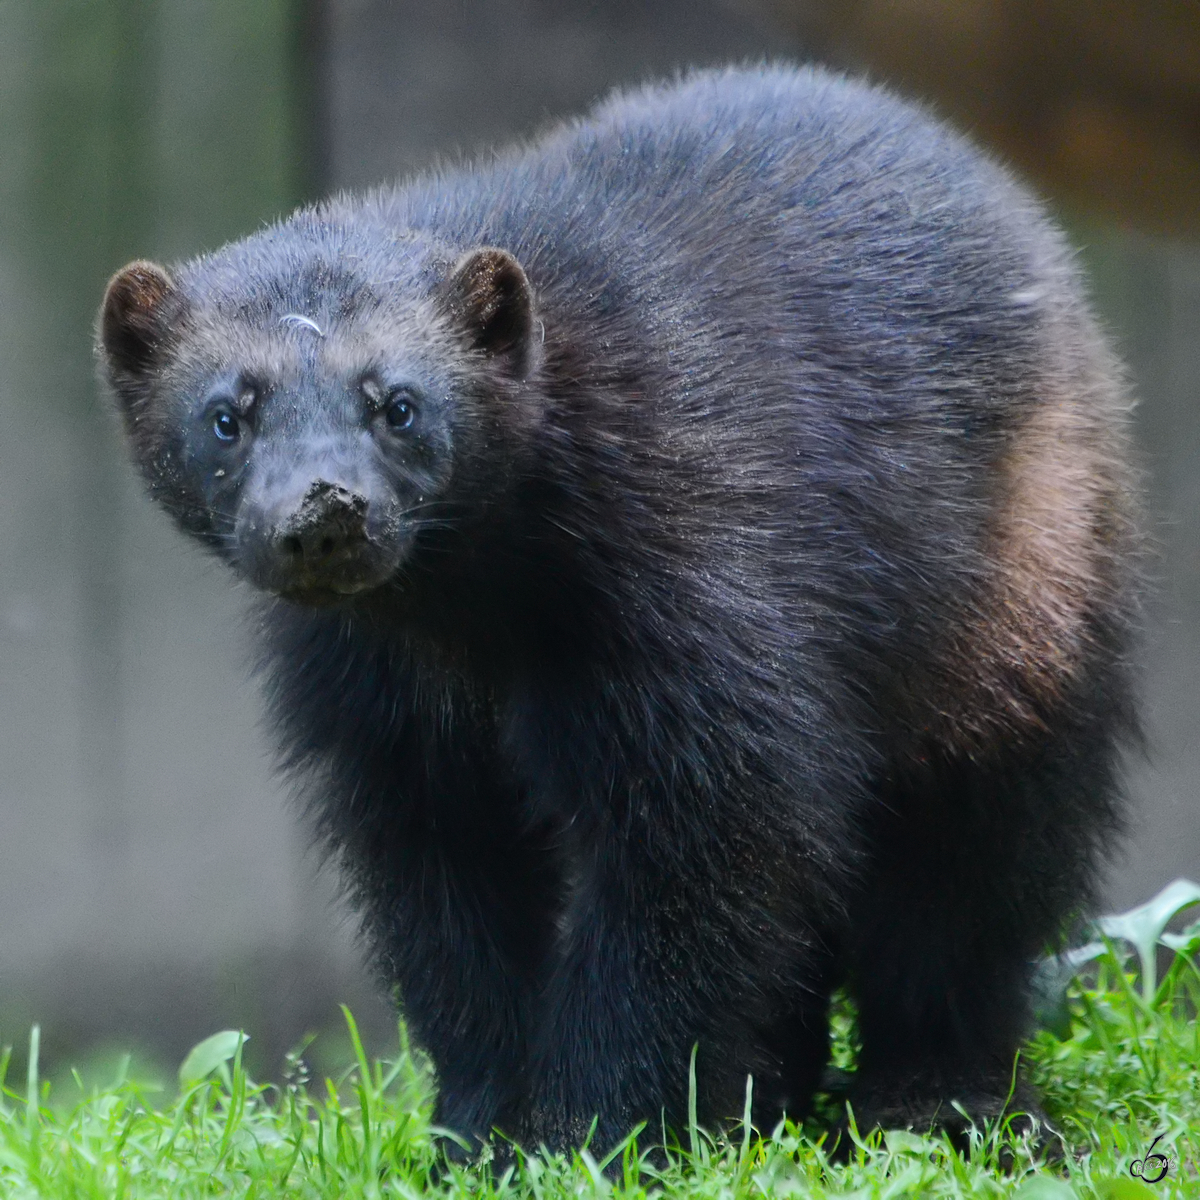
2,884,1199,1198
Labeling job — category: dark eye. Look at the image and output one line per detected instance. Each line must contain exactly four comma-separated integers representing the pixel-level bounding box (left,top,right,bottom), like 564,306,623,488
385,392,417,430
212,408,241,442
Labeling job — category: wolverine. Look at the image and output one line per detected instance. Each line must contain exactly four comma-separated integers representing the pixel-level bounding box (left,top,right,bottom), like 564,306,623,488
99,65,1139,1155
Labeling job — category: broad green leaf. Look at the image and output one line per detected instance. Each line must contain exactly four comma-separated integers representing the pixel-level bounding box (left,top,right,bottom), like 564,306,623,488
1011,1179,1077,1200
1031,942,1105,1037
882,1129,934,1155
1160,915,1200,953
1093,1178,1160,1200
178,1030,248,1087
1097,878,1200,1000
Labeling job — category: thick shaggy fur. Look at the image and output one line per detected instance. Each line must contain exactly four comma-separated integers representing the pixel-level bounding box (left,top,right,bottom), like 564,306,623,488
99,66,1139,1153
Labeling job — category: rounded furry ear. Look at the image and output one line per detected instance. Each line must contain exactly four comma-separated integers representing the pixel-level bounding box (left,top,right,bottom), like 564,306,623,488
442,247,535,374
99,261,179,388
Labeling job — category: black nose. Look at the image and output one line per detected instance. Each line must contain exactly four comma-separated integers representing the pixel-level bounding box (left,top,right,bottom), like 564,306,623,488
273,480,369,565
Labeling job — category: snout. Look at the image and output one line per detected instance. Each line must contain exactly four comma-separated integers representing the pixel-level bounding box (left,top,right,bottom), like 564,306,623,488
238,478,403,602
275,481,368,578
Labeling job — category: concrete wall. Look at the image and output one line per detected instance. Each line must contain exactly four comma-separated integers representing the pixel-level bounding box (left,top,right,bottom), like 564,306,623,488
1083,228,1200,908
0,0,1195,1079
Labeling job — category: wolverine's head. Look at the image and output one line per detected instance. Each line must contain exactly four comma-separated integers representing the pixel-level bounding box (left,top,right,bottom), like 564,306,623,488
98,218,538,606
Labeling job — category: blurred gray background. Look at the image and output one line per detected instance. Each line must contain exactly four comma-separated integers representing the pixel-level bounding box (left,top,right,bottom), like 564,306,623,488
1,0,1196,1079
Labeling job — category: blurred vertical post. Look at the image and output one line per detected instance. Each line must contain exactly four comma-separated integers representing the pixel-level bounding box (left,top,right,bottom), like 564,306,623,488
19,4,158,868
91,2,157,856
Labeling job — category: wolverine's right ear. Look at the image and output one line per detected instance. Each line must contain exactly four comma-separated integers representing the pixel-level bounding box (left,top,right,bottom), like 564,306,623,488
440,247,536,377
99,261,183,402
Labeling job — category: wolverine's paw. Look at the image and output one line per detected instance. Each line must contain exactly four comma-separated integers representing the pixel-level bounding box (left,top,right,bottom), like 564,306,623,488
432,1127,523,1182
829,1083,1060,1167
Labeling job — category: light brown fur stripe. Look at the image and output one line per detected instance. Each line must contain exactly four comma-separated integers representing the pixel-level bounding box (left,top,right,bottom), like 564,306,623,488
923,308,1138,756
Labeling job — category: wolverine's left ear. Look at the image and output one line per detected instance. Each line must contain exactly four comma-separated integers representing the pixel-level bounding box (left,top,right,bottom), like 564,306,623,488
98,261,185,408
441,247,535,376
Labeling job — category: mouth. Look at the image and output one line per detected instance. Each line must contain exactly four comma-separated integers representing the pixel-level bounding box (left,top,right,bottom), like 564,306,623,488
266,558,396,607
331,578,377,595
275,579,382,608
